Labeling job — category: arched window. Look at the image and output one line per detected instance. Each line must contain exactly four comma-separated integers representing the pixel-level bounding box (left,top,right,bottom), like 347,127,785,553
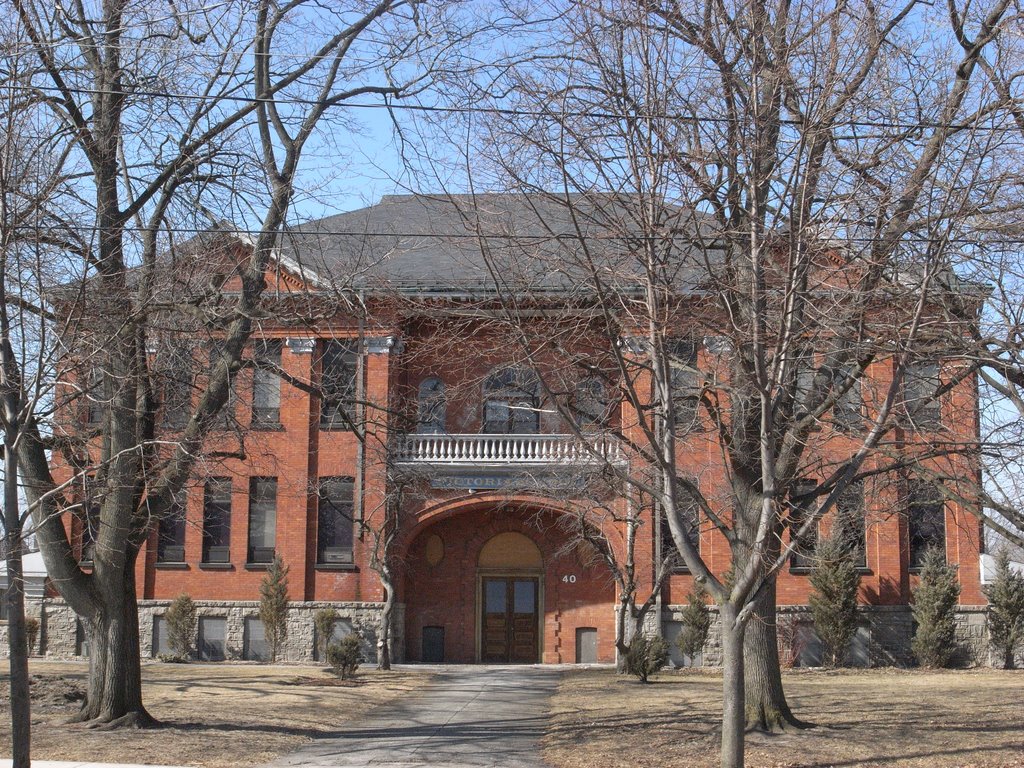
417,377,446,434
482,367,539,434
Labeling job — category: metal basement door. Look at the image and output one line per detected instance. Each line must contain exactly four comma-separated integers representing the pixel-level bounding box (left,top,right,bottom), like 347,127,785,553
481,577,539,663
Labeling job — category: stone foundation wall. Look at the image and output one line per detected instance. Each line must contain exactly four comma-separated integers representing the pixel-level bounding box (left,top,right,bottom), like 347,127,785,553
662,604,994,668
0,599,401,663
1,598,1009,668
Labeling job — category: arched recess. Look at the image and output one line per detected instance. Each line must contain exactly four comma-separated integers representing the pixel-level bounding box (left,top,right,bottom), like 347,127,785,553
478,531,543,570
399,496,616,664
396,493,579,557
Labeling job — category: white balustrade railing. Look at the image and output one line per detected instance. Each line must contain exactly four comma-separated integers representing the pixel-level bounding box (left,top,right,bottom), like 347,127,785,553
392,433,623,465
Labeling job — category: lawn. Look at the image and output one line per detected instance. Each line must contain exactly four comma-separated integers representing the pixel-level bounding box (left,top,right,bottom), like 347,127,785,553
0,660,430,768
544,667,1024,768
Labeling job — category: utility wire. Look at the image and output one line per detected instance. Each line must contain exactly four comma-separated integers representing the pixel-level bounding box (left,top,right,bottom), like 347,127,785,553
0,81,1015,135
7,221,1024,247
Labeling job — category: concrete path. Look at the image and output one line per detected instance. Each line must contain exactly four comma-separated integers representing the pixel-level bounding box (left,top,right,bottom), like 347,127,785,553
264,665,562,768
0,763,193,768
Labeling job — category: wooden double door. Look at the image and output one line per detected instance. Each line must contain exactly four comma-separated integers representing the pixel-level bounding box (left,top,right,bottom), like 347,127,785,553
481,577,539,663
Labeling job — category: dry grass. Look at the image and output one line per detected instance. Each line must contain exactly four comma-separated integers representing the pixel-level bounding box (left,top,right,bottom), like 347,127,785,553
544,667,1024,768
0,660,431,767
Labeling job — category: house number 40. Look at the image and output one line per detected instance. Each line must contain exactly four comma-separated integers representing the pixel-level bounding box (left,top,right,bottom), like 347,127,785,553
561,574,577,583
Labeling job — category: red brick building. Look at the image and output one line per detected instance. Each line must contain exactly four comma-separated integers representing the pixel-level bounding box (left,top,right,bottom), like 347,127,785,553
44,194,988,666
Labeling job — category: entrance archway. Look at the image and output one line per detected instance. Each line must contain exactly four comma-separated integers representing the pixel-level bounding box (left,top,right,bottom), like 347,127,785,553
400,502,616,664
477,532,543,663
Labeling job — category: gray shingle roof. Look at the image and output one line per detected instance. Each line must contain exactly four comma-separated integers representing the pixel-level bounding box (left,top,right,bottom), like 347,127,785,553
278,193,714,294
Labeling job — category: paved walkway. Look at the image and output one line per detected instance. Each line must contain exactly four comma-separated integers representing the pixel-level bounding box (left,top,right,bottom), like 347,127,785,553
263,665,562,768
0,764,193,768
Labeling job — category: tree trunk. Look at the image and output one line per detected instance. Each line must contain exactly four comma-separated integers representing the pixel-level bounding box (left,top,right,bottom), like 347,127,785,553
5,437,31,768
743,581,806,731
719,605,745,768
615,599,642,673
73,554,154,728
377,580,394,671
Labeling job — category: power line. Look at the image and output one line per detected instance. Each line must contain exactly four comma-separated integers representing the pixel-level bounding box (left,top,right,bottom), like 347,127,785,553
0,80,1016,136
8,220,1024,247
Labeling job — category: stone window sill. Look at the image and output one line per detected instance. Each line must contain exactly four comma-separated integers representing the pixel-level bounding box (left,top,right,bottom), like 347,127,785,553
315,563,359,572
251,422,285,432
155,562,189,570
245,562,273,571
198,562,234,571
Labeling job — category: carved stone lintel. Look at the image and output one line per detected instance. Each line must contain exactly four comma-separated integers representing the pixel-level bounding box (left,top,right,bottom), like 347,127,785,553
286,337,316,354
365,335,404,355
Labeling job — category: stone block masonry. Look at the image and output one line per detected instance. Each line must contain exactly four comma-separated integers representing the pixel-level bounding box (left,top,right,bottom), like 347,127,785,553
661,604,993,668
0,597,1002,668
2,599,400,663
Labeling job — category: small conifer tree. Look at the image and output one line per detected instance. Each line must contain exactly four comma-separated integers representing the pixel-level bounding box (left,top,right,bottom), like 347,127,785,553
259,556,290,662
165,593,196,660
327,633,363,680
313,607,339,661
808,537,861,667
24,617,40,655
677,582,711,666
984,550,1024,669
625,635,669,682
911,546,960,668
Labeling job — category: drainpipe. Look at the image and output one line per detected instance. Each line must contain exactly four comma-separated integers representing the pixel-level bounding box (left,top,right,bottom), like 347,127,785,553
355,288,365,535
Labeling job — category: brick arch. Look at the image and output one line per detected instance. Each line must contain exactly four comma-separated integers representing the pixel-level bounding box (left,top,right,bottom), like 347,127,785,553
397,492,580,555
400,499,617,664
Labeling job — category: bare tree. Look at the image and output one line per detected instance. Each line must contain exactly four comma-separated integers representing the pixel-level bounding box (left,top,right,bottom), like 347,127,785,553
1,0,483,729
0,11,80,764
413,1,1015,765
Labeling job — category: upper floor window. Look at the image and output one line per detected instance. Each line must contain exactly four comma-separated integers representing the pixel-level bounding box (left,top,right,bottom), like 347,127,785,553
903,362,941,431
667,340,700,432
252,340,282,427
907,480,945,568
417,377,446,434
827,360,863,432
207,343,238,429
319,340,359,429
162,369,192,430
571,377,608,431
482,367,539,434
79,502,99,564
86,367,106,425
157,340,195,430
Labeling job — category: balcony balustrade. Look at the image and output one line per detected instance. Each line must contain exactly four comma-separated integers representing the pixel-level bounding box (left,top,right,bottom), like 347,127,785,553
392,433,623,466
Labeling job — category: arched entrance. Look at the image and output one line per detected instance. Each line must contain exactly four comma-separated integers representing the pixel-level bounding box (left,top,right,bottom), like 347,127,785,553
400,501,617,664
477,533,543,663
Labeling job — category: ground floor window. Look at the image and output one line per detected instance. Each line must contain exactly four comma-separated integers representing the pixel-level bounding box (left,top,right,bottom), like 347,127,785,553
152,615,169,657
908,480,945,568
243,616,268,661
203,479,232,564
317,477,354,564
198,616,226,661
